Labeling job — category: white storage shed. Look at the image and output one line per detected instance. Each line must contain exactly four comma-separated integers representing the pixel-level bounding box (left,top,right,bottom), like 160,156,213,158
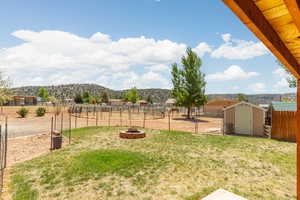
223,102,265,136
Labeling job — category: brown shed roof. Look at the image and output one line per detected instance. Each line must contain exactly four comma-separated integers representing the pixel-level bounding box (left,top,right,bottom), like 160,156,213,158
205,100,240,107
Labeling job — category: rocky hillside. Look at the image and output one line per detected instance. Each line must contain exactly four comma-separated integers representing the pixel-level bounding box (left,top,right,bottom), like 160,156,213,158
12,83,295,104
12,84,171,103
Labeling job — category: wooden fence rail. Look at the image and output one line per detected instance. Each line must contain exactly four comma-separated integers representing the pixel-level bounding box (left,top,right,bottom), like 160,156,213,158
271,111,297,142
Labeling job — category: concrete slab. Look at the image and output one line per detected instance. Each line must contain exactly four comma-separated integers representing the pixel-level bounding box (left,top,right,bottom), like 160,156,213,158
202,189,247,200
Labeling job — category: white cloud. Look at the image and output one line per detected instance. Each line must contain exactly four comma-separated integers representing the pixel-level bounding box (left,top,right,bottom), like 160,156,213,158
272,68,296,92
140,71,170,88
248,82,266,92
211,33,269,59
232,86,239,91
192,42,212,57
90,32,112,43
122,71,170,89
1,30,273,90
145,64,169,72
273,78,290,91
0,30,187,88
206,65,259,81
273,68,288,78
221,33,231,43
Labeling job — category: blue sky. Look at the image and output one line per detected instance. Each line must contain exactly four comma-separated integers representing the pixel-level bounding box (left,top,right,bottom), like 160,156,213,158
0,0,295,94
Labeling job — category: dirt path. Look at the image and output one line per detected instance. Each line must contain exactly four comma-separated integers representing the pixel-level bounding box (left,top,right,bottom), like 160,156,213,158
1,133,69,200
1,106,223,138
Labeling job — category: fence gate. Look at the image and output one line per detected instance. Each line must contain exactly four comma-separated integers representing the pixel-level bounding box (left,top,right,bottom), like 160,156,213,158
271,111,296,142
0,118,8,192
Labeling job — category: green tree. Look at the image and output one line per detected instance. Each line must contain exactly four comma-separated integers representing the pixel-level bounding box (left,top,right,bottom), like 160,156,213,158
281,97,295,103
48,96,58,105
0,72,13,113
100,90,110,103
277,60,297,88
146,95,154,104
38,88,49,102
88,96,99,104
237,93,248,102
82,92,90,103
124,88,140,104
171,48,206,119
74,94,83,104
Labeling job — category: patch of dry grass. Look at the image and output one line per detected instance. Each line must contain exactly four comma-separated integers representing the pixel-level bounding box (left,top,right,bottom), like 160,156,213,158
9,127,296,200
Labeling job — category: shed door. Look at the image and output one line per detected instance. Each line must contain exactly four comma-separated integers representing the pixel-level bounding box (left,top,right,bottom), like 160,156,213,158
234,104,252,135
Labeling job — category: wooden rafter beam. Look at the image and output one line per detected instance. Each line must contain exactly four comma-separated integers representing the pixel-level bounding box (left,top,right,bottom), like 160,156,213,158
284,0,300,34
298,79,300,199
222,0,300,79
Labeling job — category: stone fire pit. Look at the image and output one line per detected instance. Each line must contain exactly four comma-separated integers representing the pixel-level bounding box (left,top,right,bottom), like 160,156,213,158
119,127,145,139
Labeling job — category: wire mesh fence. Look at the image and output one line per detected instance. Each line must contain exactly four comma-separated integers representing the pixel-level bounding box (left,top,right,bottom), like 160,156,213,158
49,104,216,143
0,116,8,192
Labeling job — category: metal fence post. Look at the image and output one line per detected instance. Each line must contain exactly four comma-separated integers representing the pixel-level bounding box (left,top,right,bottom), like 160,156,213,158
143,112,146,128
129,107,132,127
54,114,57,130
61,113,63,133
50,117,53,150
69,112,71,144
194,117,197,134
96,110,98,126
152,107,154,120
75,113,77,129
4,117,8,168
168,111,171,132
87,111,89,127
120,108,122,126
108,109,111,127
94,105,96,116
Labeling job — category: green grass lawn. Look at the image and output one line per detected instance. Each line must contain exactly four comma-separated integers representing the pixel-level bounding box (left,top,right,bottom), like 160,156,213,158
10,126,296,200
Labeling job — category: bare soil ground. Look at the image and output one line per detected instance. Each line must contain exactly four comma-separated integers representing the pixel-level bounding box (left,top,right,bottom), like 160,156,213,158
1,106,222,138
0,106,222,168
1,133,69,200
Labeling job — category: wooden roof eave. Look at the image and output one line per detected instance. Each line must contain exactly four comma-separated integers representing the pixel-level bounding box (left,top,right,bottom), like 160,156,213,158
284,0,300,31
222,0,300,79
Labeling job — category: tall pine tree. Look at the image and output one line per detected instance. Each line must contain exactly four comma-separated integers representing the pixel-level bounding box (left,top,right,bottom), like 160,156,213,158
100,90,110,103
171,48,207,119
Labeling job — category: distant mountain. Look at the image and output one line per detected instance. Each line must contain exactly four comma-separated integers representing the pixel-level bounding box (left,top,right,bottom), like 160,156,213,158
11,84,171,103
206,93,296,104
12,83,295,104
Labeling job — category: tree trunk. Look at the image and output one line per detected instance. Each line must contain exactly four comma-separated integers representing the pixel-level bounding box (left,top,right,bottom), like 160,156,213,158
0,103,3,115
187,107,191,119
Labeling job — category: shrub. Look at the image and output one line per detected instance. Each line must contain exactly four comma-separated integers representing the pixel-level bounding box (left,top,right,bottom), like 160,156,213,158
17,107,29,118
36,107,46,117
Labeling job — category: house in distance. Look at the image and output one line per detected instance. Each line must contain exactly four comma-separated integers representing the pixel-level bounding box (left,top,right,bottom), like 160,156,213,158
7,96,37,106
204,100,240,117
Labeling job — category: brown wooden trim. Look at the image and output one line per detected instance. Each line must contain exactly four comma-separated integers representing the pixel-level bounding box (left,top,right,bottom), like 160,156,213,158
297,79,300,199
284,0,300,34
222,0,300,78
298,80,300,141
